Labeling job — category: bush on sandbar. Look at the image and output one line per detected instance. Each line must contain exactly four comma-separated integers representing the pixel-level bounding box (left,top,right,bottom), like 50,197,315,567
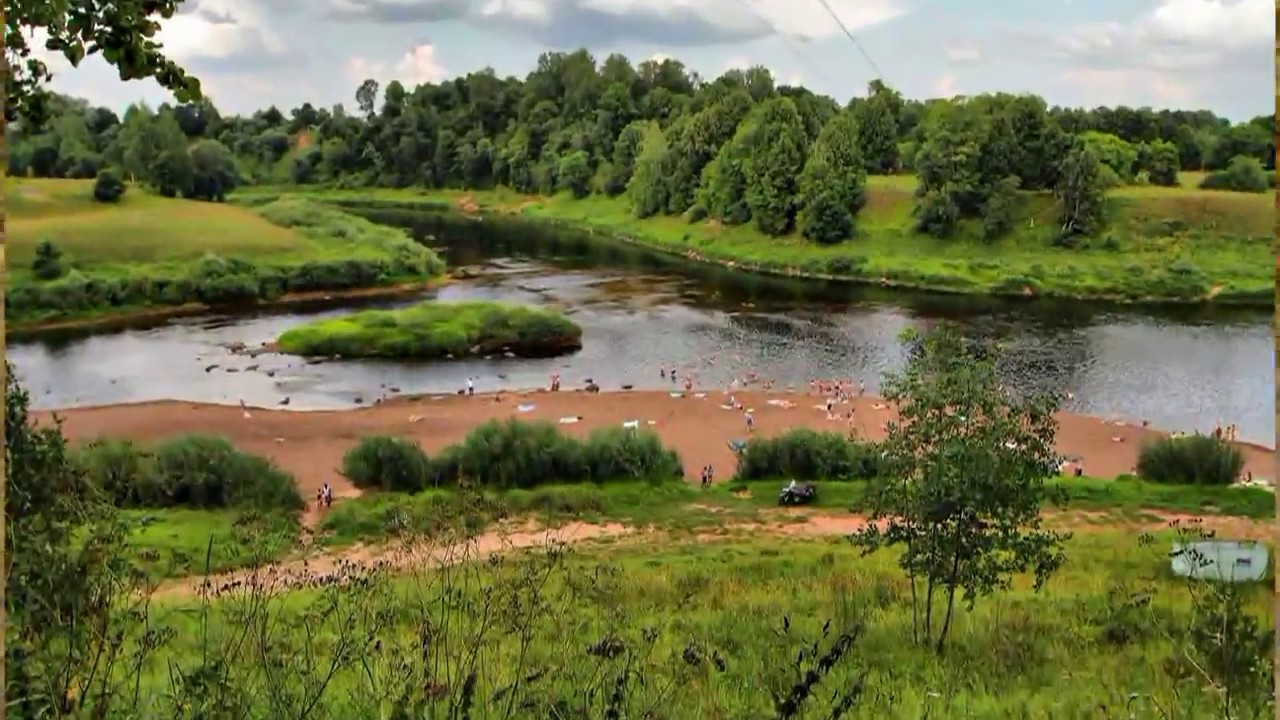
735,428,885,481
341,436,433,492
341,420,683,492
76,435,304,511
275,301,583,360
1136,434,1244,486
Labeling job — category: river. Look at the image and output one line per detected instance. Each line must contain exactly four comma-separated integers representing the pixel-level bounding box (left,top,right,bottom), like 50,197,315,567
9,210,1274,445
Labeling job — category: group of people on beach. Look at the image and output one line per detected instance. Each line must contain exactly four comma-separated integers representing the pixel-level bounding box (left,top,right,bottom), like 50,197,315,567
315,482,333,509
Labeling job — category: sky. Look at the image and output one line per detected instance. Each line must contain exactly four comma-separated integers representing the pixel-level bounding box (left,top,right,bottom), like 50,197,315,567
28,0,1275,121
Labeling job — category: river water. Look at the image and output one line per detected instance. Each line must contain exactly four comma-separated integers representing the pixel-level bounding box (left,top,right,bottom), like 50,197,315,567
9,210,1274,445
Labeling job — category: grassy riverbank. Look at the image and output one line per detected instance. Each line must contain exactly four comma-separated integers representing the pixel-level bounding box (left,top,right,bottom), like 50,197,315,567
5,179,446,330
275,300,583,359
235,174,1273,305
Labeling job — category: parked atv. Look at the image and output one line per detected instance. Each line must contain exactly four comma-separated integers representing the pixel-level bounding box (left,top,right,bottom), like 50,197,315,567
778,482,818,506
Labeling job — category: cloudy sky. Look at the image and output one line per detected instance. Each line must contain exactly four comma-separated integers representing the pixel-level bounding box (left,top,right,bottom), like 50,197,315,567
34,0,1274,120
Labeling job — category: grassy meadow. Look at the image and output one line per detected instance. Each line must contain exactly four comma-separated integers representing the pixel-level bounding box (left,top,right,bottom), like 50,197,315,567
238,173,1274,305
5,178,445,328
117,530,1273,718
275,300,584,359
115,477,1275,580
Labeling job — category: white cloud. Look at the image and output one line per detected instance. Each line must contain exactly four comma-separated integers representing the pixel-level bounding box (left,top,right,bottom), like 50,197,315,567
1037,0,1269,72
1058,67,1192,106
330,0,910,46
346,43,451,86
159,0,288,63
944,41,981,65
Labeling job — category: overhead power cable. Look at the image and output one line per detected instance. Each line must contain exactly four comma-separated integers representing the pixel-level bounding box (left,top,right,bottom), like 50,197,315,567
728,0,841,90
811,0,888,84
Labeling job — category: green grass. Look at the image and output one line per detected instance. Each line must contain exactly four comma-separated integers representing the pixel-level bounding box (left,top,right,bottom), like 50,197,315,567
5,179,445,328
121,508,299,580
122,531,1273,718
275,300,584,359
8,179,316,278
315,476,1274,549
241,174,1273,305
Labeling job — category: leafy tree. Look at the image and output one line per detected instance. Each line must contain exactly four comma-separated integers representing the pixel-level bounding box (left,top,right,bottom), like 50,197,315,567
851,326,1069,653
1080,131,1138,182
92,166,126,203
188,139,239,201
697,132,754,226
1054,143,1107,244
980,175,1020,240
1136,139,1180,187
741,98,808,236
7,0,202,124
31,239,65,280
557,150,592,198
626,122,669,219
796,110,867,244
852,87,899,173
604,121,646,196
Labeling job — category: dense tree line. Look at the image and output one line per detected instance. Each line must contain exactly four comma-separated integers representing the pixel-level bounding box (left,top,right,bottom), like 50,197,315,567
8,49,1275,244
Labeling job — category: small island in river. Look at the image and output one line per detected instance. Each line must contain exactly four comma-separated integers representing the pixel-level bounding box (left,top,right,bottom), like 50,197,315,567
274,301,584,360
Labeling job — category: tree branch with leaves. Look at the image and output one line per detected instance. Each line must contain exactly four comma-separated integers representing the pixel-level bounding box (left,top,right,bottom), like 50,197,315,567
5,0,202,126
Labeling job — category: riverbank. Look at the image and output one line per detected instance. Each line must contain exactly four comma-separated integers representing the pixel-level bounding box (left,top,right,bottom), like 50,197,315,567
5,179,446,332
234,177,1273,306
36,389,1276,499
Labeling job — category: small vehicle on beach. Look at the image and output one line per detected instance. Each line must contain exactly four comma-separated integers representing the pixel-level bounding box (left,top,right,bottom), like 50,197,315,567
778,481,818,506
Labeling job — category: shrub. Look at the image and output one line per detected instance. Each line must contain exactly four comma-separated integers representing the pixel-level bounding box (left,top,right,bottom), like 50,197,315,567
735,429,885,481
92,168,126,203
1198,156,1270,193
76,438,163,507
415,420,683,490
31,239,65,280
581,427,683,482
76,435,304,511
1136,434,1244,486
342,436,434,492
447,420,586,490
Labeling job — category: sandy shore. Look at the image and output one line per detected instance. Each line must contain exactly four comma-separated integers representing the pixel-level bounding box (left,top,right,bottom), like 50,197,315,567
35,389,1275,498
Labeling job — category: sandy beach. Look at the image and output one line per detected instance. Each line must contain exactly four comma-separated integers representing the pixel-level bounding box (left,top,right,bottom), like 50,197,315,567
35,389,1275,498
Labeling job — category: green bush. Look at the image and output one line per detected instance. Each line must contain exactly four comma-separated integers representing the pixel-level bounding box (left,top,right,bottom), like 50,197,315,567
342,436,434,492
31,239,65,281
735,429,885,481
76,435,303,511
349,420,684,493
449,420,587,489
581,426,683,482
1136,434,1244,486
275,301,584,360
1198,156,1270,193
92,167,127,203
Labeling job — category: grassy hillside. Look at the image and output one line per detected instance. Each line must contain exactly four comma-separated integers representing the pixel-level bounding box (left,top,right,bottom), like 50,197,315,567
5,178,446,329
240,174,1273,305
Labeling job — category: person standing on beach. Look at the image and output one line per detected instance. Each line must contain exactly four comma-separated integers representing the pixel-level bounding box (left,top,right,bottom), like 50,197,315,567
745,409,754,433
467,378,475,396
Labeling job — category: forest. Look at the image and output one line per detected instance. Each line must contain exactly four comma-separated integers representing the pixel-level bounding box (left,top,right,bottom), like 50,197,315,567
7,48,1276,246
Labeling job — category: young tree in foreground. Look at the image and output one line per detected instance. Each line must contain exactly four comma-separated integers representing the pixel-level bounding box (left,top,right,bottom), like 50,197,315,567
850,326,1070,654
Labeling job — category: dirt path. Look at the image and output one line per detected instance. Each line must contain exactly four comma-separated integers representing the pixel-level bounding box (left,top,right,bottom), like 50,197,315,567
153,508,1272,602
37,390,1276,514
